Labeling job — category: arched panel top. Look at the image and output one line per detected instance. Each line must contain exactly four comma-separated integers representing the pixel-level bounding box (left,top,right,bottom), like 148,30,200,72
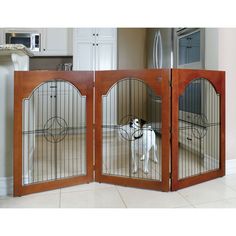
179,77,219,97
102,77,158,98
172,69,225,95
24,79,84,101
15,71,94,100
96,69,170,96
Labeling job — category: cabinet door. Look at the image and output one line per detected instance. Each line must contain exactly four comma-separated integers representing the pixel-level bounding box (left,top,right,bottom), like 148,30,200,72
96,28,116,42
41,28,72,56
95,42,116,70
0,29,4,44
76,28,96,42
74,42,95,70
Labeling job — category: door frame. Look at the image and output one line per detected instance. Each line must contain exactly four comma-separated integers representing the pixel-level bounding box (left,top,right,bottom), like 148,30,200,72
14,71,94,196
171,69,225,191
95,69,171,192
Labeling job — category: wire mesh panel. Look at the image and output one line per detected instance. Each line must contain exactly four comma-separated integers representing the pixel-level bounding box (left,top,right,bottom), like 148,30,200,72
178,78,220,179
22,80,87,185
171,69,225,191
95,70,170,191
102,78,162,181
14,71,93,196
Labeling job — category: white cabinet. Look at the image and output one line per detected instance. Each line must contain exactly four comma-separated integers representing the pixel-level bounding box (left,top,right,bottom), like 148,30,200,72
0,29,4,44
73,28,117,70
37,28,73,56
0,28,72,56
96,41,116,70
75,42,95,70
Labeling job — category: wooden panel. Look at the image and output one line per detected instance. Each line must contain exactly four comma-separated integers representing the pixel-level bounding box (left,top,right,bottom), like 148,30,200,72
95,69,170,192
14,71,94,196
171,69,225,191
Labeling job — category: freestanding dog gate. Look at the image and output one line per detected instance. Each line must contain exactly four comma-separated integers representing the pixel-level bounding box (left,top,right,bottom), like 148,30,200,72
14,69,225,196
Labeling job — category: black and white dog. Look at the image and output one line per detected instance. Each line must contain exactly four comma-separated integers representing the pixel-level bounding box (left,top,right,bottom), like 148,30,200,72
119,118,158,174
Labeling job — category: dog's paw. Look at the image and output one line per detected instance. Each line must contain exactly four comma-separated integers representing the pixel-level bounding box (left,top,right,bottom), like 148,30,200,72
132,167,138,174
143,169,149,174
140,155,145,161
154,159,158,164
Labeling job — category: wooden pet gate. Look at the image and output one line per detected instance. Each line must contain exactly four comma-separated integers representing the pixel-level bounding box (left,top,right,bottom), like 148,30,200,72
14,69,225,196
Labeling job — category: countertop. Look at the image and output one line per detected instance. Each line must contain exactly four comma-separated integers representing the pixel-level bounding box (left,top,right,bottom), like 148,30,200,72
0,44,34,57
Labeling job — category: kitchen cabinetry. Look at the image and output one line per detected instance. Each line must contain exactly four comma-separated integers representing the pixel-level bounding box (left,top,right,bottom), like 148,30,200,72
38,28,73,56
0,29,4,44
0,28,72,56
73,28,117,70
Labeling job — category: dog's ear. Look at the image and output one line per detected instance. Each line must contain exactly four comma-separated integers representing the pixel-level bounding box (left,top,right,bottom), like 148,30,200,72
140,119,147,128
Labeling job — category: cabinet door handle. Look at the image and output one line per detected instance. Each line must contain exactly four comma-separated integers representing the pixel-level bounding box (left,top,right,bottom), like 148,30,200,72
96,43,98,46
93,43,95,46
93,34,95,36
96,33,99,36
187,137,192,141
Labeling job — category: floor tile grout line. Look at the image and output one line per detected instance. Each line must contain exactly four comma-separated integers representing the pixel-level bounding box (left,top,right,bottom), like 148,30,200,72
115,186,128,208
177,190,236,207
61,185,115,195
220,182,236,193
176,191,196,208
193,196,236,207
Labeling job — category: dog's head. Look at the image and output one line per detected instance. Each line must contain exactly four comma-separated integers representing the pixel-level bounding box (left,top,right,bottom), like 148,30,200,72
129,118,147,129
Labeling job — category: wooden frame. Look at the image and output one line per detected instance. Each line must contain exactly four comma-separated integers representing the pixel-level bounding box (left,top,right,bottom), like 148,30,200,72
95,69,171,192
14,71,94,196
171,69,225,191
14,69,225,195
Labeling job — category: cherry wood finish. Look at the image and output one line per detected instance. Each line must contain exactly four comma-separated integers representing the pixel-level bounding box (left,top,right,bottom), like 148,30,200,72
14,69,225,195
95,69,171,192
14,71,94,196
171,69,225,191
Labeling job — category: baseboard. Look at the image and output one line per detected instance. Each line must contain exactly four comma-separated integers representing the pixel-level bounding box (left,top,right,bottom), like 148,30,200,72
1,160,236,196
226,159,236,175
0,176,13,196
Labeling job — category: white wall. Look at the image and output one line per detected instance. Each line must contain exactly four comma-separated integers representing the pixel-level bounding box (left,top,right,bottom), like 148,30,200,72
218,28,236,160
0,58,14,177
205,28,219,70
205,28,236,160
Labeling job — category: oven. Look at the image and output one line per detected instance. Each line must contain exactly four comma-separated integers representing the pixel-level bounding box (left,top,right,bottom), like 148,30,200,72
176,28,205,69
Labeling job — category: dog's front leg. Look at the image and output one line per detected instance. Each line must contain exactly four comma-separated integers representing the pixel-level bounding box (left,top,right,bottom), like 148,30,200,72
131,146,137,174
153,145,158,163
144,151,150,174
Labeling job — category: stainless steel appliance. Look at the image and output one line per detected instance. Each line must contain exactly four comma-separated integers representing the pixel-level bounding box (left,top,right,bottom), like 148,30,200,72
176,28,205,69
5,32,40,52
147,28,174,68
147,28,206,125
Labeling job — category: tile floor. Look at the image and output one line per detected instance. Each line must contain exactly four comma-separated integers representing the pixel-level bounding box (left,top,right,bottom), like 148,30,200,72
2,174,236,208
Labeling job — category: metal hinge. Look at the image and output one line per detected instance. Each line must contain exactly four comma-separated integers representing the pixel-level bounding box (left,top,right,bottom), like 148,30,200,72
169,79,172,87
169,173,172,179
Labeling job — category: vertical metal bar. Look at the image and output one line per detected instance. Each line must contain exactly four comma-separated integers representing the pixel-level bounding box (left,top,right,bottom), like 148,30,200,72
129,78,132,178
27,99,30,184
46,82,48,181
41,84,43,181
76,83,79,176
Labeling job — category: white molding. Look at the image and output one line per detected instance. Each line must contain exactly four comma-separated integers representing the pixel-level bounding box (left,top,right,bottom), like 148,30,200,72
0,159,235,196
0,177,13,196
226,159,236,175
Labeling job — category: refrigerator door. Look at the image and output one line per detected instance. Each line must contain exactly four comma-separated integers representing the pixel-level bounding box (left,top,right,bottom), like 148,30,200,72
147,28,173,68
